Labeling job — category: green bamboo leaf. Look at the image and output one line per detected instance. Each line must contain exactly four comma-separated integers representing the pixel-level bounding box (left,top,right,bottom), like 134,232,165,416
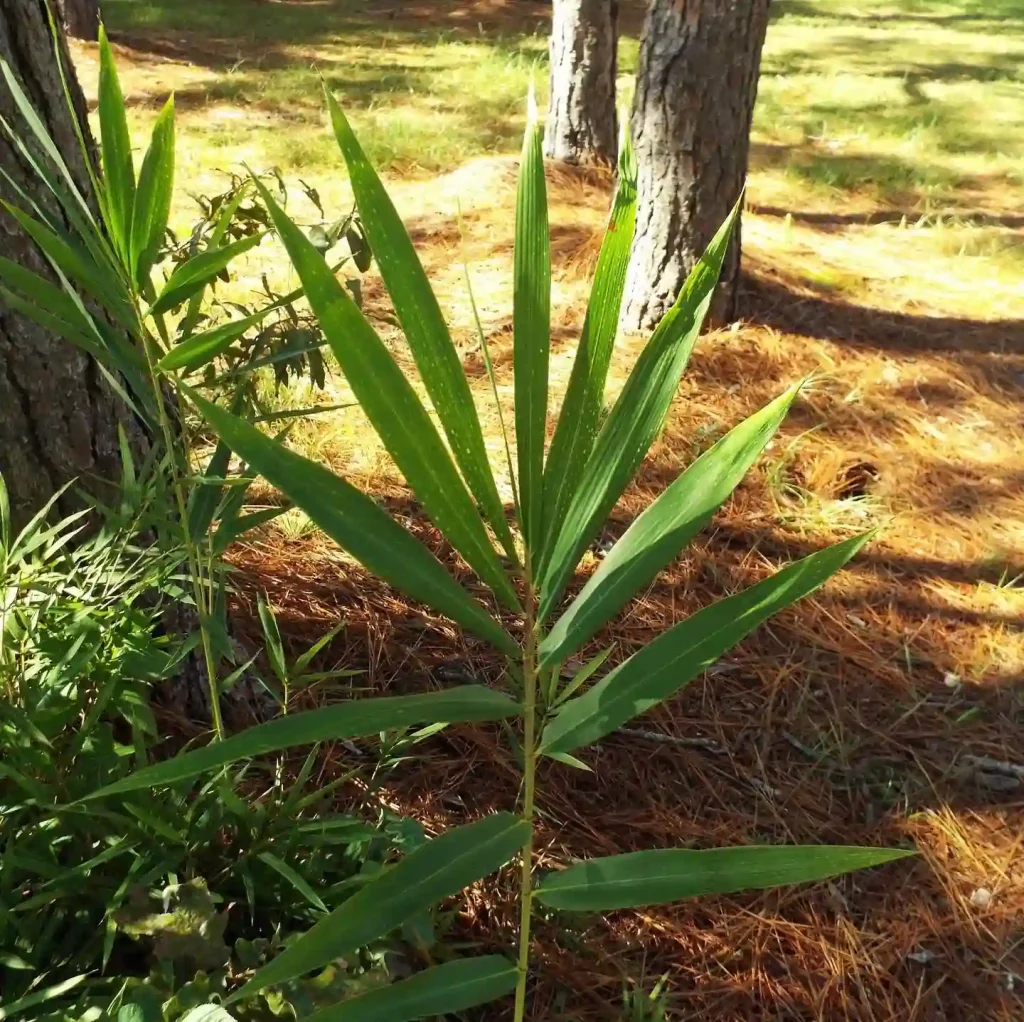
303,956,517,1022
0,57,97,235
540,382,804,668
87,686,520,799
130,95,175,287
97,25,135,259
0,255,93,334
249,176,519,612
0,283,97,357
535,844,914,911
157,312,264,374
227,814,529,1003
150,234,262,315
541,532,871,754
538,203,741,621
257,852,328,913
513,91,551,556
540,130,637,565
325,91,514,557
187,390,517,655
3,203,135,330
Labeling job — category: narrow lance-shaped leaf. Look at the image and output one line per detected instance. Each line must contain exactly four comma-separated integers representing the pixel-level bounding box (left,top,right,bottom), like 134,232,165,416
87,686,520,798
3,202,136,331
130,95,175,288
249,176,519,612
302,956,518,1022
540,128,637,568
150,233,262,316
0,57,98,239
187,391,518,655
97,25,135,259
541,531,871,755
157,311,266,374
540,381,805,668
513,89,551,557
535,844,914,912
326,91,515,558
539,203,741,621
227,813,530,1003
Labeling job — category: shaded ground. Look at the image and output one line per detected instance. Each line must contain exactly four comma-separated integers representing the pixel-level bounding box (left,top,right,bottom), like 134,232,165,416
76,0,1024,1019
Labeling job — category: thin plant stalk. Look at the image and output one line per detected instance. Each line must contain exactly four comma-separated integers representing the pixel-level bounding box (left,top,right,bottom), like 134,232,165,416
514,580,539,1022
138,322,225,740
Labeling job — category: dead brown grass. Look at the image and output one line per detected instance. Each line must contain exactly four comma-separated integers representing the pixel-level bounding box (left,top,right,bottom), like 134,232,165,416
216,151,1024,1021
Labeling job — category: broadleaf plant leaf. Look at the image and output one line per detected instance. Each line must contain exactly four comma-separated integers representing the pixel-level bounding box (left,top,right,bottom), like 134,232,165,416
326,91,515,559
301,956,518,1022
541,532,871,754
538,202,741,621
227,814,529,1003
250,176,520,612
540,381,804,667
87,686,521,798
513,91,551,557
540,130,637,567
535,845,914,911
186,390,518,655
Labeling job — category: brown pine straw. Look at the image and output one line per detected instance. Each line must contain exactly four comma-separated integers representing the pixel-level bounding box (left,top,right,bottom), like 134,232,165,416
217,156,1023,1020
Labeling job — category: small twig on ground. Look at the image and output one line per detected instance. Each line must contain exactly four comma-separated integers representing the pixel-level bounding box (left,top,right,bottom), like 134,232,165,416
617,728,727,754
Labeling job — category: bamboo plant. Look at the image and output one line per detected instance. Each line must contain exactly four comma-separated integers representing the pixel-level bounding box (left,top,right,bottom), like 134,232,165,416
79,81,913,1021
0,21,913,1018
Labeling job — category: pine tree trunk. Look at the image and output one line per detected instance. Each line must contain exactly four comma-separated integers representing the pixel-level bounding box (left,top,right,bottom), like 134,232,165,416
621,0,769,333
57,0,100,41
543,0,619,165
0,0,140,528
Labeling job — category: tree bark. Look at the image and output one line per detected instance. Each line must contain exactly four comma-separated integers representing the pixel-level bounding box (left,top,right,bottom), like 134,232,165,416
621,0,770,332
57,0,100,42
543,0,619,165
0,0,137,528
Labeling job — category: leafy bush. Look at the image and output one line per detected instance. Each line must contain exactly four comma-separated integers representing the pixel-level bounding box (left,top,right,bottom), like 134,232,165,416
0,28,915,1022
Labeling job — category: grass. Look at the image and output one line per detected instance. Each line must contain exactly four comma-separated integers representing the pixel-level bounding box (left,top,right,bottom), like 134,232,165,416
69,1,1024,1019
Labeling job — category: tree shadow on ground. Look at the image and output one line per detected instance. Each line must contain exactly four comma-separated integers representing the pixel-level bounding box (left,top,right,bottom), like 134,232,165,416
741,272,1024,360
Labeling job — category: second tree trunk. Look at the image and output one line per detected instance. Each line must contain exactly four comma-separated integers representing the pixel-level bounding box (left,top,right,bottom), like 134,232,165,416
544,0,619,166
622,0,770,332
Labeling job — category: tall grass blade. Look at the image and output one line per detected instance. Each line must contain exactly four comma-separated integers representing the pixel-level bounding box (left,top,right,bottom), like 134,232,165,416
513,90,551,557
88,686,520,798
326,92,514,556
250,177,519,611
303,956,518,1022
186,391,518,654
130,95,175,287
538,204,740,620
227,814,530,1003
540,131,637,565
541,532,870,754
540,382,804,667
535,845,914,911
97,26,136,258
